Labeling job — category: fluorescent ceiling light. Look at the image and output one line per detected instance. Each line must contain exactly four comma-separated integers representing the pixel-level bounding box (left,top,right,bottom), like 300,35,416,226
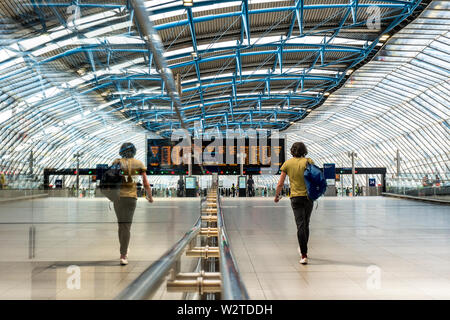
380,34,390,41
84,22,133,38
150,9,186,21
192,1,240,12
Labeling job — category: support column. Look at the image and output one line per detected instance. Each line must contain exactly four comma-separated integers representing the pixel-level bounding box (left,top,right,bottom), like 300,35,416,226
351,152,356,197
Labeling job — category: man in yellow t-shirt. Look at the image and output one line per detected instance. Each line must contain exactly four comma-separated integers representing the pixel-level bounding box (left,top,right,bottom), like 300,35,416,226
274,142,314,265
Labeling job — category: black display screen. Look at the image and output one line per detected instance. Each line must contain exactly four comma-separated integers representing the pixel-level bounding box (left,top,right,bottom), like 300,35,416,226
146,137,285,175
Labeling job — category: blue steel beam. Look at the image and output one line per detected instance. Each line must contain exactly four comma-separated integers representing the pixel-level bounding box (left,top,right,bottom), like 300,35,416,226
186,7,198,55
351,0,358,25
128,109,302,118
36,45,364,70
30,0,412,11
241,0,250,46
22,2,414,58
180,76,336,93
110,94,319,115
295,0,304,37
193,59,205,110
235,46,242,80
24,0,419,133
151,3,412,32
29,0,48,32
152,119,289,131
121,91,318,103
272,44,283,73
127,0,416,130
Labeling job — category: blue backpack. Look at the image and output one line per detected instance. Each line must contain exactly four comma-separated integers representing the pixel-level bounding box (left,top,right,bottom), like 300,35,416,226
304,163,327,201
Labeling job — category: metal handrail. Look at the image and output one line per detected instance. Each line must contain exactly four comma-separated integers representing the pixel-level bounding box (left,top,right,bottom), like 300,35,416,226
115,190,249,300
115,217,201,300
216,195,250,300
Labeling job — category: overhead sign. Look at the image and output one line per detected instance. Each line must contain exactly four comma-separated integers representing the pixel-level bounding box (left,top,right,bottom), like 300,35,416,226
323,163,336,186
55,179,63,189
147,137,286,175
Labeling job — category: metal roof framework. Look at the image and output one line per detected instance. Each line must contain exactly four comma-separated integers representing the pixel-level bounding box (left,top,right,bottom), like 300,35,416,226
285,0,449,185
1,1,425,136
0,0,431,180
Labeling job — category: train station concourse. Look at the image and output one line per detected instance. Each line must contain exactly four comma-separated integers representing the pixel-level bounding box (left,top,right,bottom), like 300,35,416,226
0,0,449,306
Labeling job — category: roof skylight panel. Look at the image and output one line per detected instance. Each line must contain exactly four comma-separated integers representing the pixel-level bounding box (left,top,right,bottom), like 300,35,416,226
410,57,449,78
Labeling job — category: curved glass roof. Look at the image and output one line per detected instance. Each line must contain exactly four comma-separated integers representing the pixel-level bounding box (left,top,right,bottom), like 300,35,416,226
0,0,443,179
286,0,449,183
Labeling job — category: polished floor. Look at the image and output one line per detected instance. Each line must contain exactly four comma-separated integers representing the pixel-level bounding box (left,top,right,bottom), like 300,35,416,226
1,196,449,300
0,198,201,299
223,197,450,299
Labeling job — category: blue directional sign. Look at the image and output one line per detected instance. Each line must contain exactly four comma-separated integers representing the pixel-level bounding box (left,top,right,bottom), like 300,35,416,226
323,163,336,180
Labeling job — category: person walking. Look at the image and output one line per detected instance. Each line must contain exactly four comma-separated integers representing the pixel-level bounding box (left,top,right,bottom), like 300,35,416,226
274,142,314,265
434,175,441,187
247,175,255,197
112,142,153,265
0,172,5,189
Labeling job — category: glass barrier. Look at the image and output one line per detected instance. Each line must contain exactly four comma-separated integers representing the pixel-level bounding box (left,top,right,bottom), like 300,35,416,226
386,174,449,201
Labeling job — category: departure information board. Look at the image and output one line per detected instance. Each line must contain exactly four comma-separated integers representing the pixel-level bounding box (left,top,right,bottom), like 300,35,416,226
146,137,285,175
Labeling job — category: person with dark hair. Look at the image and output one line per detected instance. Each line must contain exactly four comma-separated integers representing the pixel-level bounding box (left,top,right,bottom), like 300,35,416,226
422,175,430,187
0,172,5,189
247,175,255,197
434,175,441,187
177,176,185,197
112,142,153,265
274,142,314,265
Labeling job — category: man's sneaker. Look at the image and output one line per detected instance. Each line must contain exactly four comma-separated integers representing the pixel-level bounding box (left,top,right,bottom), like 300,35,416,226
120,257,128,265
299,255,308,265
